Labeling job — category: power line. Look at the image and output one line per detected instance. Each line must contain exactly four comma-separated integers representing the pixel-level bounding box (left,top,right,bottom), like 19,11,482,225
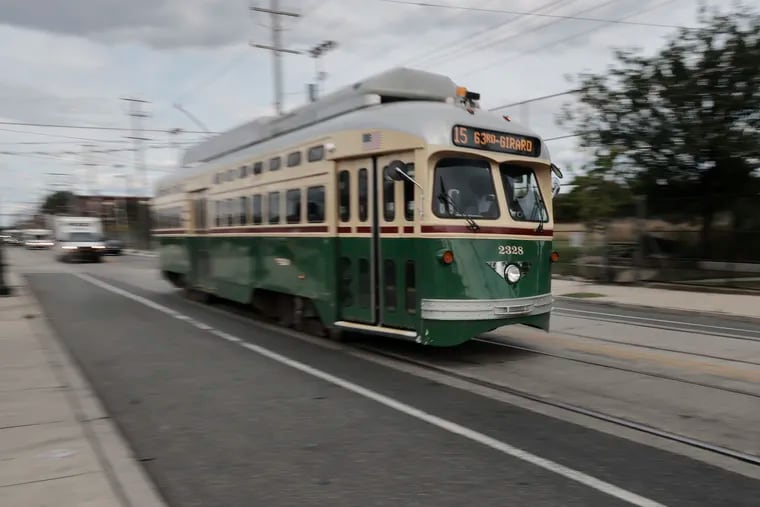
0,126,136,143
424,0,625,70
377,0,692,29
462,0,680,76
0,120,217,135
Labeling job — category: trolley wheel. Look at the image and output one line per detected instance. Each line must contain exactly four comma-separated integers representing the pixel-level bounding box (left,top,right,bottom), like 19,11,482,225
277,294,295,328
326,326,348,343
183,286,210,303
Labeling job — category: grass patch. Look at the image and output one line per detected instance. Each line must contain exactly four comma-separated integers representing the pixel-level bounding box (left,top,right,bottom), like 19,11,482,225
561,292,607,298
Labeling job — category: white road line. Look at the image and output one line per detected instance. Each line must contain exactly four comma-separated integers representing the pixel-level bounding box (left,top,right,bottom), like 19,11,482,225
555,307,758,333
74,272,665,507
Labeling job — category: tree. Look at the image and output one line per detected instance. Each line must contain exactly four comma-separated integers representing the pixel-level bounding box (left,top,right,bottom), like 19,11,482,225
560,6,760,250
41,191,75,215
554,155,635,227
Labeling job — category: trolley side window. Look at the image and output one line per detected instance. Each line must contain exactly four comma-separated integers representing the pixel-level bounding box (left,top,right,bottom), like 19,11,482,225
215,201,221,226
226,198,234,226
270,157,281,171
253,162,263,175
286,189,301,224
240,196,249,224
383,166,395,221
287,151,301,167
433,158,499,219
308,145,324,162
268,192,281,224
307,186,325,223
338,170,350,222
251,194,262,224
358,168,368,222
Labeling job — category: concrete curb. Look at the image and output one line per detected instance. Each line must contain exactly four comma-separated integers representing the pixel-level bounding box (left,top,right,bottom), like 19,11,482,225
552,295,760,325
22,275,169,507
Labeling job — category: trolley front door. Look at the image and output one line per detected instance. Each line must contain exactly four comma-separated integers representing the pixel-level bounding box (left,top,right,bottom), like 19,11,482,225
335,151,417,329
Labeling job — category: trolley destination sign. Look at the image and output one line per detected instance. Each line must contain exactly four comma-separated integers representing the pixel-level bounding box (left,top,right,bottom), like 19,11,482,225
452,125,541,157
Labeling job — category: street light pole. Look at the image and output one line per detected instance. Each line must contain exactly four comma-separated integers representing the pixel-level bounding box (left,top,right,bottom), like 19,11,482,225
307,40,337,102
0,195,10,296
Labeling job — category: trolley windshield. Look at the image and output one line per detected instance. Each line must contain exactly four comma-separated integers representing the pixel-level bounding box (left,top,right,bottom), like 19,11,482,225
433,158,499,219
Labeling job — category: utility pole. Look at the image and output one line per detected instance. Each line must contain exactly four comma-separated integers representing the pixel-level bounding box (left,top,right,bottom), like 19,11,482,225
307,40,337,102
81,144,100,218
250,0,301,115
120,97,151,249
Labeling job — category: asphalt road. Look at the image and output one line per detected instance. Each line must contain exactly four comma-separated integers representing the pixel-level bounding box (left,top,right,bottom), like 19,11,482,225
18,253,760,507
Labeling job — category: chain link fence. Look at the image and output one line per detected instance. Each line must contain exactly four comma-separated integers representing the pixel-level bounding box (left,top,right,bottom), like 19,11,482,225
553,194,760,292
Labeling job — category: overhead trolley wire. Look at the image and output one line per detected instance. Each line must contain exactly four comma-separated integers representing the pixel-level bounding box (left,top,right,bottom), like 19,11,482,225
401,0,576,68
0,120,217,135
377,0,692,29
463,0,681,76
424,0,627,70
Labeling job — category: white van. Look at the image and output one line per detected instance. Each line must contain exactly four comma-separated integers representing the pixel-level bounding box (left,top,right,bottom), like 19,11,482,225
53,217,106,262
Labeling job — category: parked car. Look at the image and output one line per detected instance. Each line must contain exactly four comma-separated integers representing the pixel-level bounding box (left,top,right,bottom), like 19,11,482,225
104,239,124,255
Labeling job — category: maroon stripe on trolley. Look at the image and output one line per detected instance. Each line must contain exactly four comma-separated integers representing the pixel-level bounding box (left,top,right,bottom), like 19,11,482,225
356,226,372,233
380,226,398,233
152,228,186,234
337,226,352,233
208,225,329,234
403,226,414,234
421,225,553,236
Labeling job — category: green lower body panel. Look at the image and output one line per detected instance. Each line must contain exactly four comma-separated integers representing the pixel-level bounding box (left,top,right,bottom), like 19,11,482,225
420,312,551,347
157,234,555,347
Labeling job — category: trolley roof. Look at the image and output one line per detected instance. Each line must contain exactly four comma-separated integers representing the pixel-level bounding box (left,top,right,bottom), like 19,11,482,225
157,67,550,189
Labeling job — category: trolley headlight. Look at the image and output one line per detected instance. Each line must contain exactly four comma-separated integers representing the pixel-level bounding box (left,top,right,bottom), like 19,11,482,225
504,263,521,284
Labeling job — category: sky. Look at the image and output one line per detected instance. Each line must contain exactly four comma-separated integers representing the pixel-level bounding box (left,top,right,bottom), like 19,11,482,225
0,0,743,225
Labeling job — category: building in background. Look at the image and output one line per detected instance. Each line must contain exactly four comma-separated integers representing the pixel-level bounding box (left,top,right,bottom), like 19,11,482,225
71,194,152,245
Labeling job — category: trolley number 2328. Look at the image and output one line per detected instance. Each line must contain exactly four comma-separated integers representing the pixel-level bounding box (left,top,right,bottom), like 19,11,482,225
498,245,524,255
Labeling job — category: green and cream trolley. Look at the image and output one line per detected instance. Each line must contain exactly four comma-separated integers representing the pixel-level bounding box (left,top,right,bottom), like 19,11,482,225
152,68,563,346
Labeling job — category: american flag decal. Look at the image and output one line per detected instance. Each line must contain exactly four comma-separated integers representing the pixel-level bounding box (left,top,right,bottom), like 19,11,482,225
362,131,382,150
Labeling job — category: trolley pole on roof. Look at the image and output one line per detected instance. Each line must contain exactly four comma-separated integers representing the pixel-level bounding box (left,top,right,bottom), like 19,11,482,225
250,0,301,115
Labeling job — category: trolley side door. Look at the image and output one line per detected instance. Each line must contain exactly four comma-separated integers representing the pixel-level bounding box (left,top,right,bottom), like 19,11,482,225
336,157,377,324
376,152,417,330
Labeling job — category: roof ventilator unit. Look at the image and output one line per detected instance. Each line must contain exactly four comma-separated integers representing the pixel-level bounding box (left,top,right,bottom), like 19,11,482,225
181,67,464,166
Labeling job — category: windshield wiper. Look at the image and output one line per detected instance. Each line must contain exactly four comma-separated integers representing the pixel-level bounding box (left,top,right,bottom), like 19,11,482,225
437,175,480,231
438,193,480,232
532,189,548,233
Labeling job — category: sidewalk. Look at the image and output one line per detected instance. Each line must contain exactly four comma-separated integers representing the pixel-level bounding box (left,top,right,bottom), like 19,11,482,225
552,278,760,320
0,269,166,506
123,249,157,257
